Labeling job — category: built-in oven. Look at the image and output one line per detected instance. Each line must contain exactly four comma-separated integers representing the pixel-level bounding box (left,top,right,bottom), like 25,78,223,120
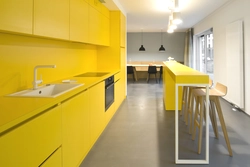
105,75,114,111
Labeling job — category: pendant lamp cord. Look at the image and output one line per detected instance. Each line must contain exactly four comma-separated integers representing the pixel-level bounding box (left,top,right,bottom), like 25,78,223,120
161,29,163,45
141,29,143,45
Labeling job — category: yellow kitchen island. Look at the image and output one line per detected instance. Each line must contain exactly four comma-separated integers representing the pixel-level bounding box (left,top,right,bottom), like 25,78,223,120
162,61,210,164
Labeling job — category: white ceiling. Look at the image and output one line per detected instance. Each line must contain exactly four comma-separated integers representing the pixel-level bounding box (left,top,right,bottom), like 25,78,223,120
103,0,231,32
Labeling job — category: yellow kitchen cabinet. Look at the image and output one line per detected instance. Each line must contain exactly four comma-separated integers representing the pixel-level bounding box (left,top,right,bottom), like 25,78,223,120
89,81,105,146
70,0,89,43
101,14,110,46
105,102,115,126
0,0,33,34
101,4,110,19
120,12,126,48
0,105,61,166
33,0,69,40
62,90,90,167
88,5,101,45
40,147,62,167
88,0,102,12
119,47,126,102
114,75,122,112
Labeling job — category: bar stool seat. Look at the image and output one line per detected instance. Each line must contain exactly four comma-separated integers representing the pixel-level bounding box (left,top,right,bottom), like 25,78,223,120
191,82,233,156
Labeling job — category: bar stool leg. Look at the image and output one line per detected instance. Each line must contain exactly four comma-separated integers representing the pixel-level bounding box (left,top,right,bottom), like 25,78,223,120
213,97,233,156
191,95,205,154
209,100,219,138
197,96,205,154
181,86,188,116
184,87,190,124
188,88,195,134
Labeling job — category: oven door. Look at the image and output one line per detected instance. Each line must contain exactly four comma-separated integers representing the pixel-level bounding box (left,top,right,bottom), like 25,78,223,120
105,82,114,111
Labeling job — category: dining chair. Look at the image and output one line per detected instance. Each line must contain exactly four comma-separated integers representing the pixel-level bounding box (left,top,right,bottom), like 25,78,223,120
127,66,135,81
147,66,157,83
158,66,163,83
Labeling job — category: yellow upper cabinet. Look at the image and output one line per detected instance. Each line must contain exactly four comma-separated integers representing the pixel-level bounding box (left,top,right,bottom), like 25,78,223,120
88,5,101,45
101,4,109,18
33,0,70,40
0,0,33,34
70,0,89,43
89,0,102,12
120,12,126,48
101,14,110,46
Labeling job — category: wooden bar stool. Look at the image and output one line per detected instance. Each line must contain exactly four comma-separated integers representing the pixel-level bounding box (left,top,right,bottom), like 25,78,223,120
182,79,213,134
191,82,233,156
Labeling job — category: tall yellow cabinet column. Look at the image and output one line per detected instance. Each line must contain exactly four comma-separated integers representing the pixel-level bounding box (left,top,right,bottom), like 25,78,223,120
97,11,126,106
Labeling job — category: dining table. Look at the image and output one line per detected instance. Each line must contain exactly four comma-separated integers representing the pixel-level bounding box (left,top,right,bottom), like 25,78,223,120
126,64,163,81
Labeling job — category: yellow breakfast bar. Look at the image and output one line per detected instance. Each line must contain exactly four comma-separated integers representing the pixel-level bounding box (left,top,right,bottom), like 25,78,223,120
162,61,210,164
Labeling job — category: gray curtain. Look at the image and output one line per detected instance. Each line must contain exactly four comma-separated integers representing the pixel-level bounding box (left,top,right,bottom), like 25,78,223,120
184,28,193,66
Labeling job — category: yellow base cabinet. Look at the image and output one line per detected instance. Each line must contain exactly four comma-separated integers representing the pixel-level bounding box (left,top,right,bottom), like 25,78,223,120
62,90,90,167
40,147,62,167
105,102,115,126
89,81,105,146
0,105,61,167
114,72,123,111
0,0,33,34
33,0,69,40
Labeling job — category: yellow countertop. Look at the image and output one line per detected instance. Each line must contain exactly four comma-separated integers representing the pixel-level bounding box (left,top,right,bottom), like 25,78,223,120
0,70,120,134
163,61,209,84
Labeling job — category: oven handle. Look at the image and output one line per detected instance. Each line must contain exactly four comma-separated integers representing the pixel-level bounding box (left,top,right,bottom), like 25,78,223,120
105,82,115,90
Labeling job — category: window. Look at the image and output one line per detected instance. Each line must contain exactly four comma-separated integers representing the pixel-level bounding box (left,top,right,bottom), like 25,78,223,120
194,29,214,79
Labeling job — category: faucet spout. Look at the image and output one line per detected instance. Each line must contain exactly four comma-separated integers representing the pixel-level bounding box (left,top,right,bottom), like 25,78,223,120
33,65,56,90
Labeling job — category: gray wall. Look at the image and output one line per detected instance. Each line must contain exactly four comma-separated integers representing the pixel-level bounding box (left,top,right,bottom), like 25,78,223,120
127,32,186,62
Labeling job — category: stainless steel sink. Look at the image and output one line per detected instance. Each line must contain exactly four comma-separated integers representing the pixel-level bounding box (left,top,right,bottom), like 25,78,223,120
7,83,83,98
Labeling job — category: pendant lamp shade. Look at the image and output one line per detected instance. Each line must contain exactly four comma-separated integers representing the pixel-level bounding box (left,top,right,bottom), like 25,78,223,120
173,12,182,24
139,29,145,51
159,29,165,52
139,45,146,51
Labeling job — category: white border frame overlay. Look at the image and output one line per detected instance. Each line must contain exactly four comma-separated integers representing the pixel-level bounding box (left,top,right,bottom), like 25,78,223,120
175,83,209,164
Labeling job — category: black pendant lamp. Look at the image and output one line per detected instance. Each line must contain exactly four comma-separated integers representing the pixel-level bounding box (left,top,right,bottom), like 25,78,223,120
159,29,166,52
139,29,146,51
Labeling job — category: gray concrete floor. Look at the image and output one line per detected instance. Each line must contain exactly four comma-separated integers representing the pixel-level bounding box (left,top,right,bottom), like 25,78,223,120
80,80,250,167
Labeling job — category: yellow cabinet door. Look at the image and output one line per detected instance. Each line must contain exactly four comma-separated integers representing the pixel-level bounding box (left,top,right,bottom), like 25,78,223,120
101,14,110,46
88,5,101,45
70,0,89,43
62,90,90,167
89,81,105,146
114,79,121,111
120,12,126,47
40,147,62,167
89,0,102,12
0,0,33,34
0,105,61,166
33,0,69,40
105,101,114,126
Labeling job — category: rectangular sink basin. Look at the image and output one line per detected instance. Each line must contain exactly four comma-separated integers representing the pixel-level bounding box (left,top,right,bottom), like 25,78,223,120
8,83,83,98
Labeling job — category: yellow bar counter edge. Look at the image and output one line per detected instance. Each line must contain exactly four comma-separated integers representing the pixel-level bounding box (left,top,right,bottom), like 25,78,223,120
162,61,209,111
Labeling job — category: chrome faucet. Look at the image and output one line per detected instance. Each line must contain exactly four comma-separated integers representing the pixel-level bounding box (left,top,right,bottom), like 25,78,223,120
33,65,56,90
